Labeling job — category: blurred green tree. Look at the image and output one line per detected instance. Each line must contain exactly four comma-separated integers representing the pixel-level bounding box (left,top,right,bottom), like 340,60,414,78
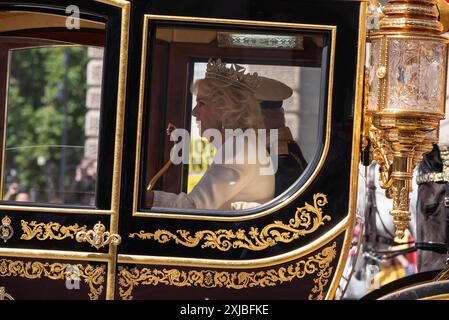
5,46,88,202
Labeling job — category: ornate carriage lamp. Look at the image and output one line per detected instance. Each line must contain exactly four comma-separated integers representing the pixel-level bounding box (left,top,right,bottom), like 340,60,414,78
365,0,449,239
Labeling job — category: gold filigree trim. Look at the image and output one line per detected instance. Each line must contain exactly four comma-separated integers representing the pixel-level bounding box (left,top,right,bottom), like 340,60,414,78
0,286,13,300
118,242,337,300
129,193,331,252
76,221,122,250
434,265,449,281
20,221,87,241
1,215,13,243
0,259,105,300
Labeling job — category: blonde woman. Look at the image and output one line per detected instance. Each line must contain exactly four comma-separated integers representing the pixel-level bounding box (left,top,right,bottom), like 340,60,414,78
146,59,275,210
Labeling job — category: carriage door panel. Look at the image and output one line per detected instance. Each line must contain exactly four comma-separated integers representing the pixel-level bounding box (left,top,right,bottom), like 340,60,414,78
118,0,367,300
0,0,130,300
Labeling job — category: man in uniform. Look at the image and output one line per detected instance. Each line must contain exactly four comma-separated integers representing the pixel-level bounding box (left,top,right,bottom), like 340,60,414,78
255,76,308,196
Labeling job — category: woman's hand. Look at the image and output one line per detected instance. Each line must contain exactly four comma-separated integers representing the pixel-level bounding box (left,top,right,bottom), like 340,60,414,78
4,183,18,200
145,190,155,206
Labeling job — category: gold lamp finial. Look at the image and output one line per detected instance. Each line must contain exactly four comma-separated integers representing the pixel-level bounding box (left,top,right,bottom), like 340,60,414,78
437,0,449,32
365,0,449,238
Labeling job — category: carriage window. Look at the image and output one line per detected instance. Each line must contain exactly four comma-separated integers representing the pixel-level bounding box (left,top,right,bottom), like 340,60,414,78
141,24,328,213
186,62,321,194
0,13,105,206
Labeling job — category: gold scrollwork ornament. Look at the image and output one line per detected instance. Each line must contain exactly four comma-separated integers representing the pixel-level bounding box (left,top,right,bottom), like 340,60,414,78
129,193,331,252
0,215,13,243
118,242,337,300
76,221,121,250
0,286,14,300
20,220,87,241
0,259,105,300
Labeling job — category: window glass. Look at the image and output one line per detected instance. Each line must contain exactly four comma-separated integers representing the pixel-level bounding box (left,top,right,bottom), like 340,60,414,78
0,8,106,207
2,44,103,205
143,25,327,213
187,62,320,193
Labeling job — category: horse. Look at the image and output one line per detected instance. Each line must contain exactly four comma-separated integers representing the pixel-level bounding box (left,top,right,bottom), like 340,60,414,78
416,143,449,272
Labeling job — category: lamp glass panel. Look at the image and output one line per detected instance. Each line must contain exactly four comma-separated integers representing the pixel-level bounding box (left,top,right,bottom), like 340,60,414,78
367,39,381,112
386,39,447,114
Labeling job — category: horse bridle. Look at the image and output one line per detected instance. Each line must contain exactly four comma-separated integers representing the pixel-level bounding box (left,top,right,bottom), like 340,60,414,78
416,145,449,256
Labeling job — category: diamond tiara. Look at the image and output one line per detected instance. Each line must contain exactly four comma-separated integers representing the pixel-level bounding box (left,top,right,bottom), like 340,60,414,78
205,58,260,92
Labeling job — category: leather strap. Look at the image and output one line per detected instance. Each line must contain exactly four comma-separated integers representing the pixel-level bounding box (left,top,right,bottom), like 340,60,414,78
445,182,449,254
417,145,449,185
364,163,378,252
416,242,448,254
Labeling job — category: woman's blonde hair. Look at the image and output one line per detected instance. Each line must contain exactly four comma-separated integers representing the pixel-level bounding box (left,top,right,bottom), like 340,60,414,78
192,78,264,130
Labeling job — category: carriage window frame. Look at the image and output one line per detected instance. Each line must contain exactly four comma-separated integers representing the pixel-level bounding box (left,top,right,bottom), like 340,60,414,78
133,15,336,221
0,2,129,215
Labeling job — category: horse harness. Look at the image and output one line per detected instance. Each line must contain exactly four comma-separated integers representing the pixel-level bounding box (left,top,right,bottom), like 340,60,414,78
416,145,449,257
358,146,449,284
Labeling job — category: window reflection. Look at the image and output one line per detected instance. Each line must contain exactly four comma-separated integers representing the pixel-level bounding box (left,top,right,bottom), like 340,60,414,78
142,25,326,212
2,44,103,206
187,63,320,196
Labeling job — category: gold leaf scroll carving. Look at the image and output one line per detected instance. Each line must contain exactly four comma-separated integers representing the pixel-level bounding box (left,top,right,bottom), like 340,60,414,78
118,242,337,300
20,220,88,241
129,193,331,251
0,259,105,300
